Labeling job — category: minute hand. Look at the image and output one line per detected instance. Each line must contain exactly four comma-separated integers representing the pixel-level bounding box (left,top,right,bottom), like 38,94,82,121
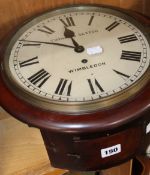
19,39,75,49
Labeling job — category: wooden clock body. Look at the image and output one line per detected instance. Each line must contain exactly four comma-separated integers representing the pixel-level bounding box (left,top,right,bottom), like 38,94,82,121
0,5,150,171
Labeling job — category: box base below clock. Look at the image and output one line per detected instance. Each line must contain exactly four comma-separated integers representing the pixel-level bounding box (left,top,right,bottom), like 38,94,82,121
40,120,144,171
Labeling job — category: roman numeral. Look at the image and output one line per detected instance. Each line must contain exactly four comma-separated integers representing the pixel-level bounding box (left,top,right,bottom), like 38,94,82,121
55,79,72,96
60,17,75,27
121,50,141,62
38,26,55,35
87,79,104,94
19,56,39,67
88,16,94,25
105,21,120,31
113,69,130,80
28,69,50,88
118,34,138,43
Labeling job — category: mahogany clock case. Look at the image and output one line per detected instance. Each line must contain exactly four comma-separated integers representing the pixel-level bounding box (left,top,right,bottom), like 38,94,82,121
0,5,150,171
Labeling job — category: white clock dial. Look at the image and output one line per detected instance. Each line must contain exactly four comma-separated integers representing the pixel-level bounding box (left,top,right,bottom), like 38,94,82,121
3,6,150,113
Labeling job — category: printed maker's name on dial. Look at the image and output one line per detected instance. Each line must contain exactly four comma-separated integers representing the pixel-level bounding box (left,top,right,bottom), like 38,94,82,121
68,62,106,73
49,29,99,42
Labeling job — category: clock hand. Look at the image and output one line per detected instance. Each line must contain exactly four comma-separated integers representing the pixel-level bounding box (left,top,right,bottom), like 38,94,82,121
64,26,75,38
19,39,75,49
64,27,84,53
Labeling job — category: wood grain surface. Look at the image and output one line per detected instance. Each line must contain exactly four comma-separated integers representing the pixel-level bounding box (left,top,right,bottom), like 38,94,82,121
0,107,52,175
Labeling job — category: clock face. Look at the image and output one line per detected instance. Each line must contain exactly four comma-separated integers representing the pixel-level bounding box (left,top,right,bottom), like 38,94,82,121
2,5,150,114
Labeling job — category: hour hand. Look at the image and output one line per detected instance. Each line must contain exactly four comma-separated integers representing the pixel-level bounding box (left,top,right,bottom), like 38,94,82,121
64,27,84,53
64,27,75,38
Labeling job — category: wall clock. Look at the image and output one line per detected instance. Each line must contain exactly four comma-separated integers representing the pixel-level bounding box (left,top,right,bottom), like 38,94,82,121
0,4,150,172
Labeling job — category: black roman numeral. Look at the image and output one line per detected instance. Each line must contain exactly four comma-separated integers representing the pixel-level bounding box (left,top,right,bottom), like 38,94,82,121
19,56,39,67
55,79,72,96
121,50,141,62
87,79,104,94
118,34,138,43
60,17,75,27
38,26,55,35
105,21,120,31
28,69,50,88
113,69,130,80
88,16,94,25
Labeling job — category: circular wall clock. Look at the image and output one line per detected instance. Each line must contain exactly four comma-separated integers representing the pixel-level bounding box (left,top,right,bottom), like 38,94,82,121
0,4,150,171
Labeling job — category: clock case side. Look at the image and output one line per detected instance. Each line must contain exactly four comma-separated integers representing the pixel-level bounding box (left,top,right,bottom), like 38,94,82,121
40,113,150,171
